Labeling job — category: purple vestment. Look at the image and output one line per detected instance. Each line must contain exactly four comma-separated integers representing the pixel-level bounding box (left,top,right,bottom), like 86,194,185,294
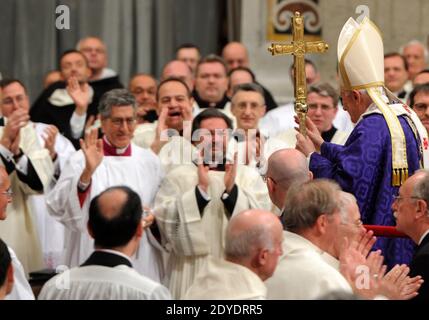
310,113,422,268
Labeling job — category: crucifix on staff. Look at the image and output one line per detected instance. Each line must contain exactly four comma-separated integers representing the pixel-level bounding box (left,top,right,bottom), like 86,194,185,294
268,11,328,136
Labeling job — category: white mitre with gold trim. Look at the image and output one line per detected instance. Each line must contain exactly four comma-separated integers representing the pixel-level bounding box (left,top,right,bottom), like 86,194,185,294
338,17,413,186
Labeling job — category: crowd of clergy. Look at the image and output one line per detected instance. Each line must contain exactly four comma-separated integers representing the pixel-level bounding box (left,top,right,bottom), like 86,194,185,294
1,16,429,300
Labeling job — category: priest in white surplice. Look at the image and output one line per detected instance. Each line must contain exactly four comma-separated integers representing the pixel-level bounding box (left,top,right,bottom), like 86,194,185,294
184,209,283,300
226,83,286,172
0,166,34,300
0,79,54,275
39,186,171,300
266,180,354,299
47,89,165,283
155,108,272,299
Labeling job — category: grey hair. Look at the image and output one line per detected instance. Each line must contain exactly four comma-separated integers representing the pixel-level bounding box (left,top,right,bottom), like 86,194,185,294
400,40,428,61
98,89,136,119
232,82,265,99
225,224,274,259
337,191,357,223
283,179,341,232
411,169,429,216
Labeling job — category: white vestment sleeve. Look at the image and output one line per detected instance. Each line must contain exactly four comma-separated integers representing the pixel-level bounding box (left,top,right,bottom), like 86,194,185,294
46,151,90,232
19,124,54,195
155,175,210,257
231,167,272,216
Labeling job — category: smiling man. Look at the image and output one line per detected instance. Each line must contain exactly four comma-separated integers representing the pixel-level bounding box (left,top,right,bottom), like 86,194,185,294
47,89,165,283
155,108,272,299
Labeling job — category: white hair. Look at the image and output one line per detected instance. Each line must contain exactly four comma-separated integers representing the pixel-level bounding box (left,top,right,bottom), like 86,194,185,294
411,169,429,217
399,40,428,61
337,192,357,223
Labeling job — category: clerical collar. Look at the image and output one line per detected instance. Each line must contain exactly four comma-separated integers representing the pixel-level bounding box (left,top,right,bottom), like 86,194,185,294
192,159,226,171
192,90,230,109
396,90,407,99
103,136,132,156
80,249,133,268
321,126,338,142
418,229,429,246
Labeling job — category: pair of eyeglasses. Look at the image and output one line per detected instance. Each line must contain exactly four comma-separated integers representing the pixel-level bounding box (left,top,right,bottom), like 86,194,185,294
0,189,13,198
393,195,422,203
340,219,363,228
413,103,429,112
110,117,136,127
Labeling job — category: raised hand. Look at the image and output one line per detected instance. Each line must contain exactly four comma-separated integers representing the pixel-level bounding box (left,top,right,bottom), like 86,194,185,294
43,125,59,159
1,109,29,154
79,128,103,183
224,152,238,193
382,264,423,300
294,115,324,155
151,107,168,154
355,229,376,258
295,132,316,157
67,76,90,115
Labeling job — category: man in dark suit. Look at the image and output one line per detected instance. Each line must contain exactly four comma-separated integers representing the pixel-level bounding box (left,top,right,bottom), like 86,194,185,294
393,169,429,301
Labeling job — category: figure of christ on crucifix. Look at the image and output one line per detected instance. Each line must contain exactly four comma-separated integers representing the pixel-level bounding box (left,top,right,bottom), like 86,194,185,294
268,11,328,136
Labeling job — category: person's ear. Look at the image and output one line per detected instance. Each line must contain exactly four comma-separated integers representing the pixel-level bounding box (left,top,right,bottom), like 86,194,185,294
266,176,275,194
255,248,268,267
315,214,328,235
352,90,360,102
308,171,314,181
6,264,14,295
415,199,428,220
135,221,144,239
261,104,266,116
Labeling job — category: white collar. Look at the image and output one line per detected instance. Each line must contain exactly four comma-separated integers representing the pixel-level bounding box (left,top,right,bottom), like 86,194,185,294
418,229,429,245
95,249,133,265
48,85,94,107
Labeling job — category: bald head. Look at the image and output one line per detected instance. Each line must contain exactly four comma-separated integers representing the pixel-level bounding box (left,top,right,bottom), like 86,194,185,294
88,186,143,249
266,149,312,210
161,60,194,91
227,209,281,240
222,42,249,72
267,148,311,188
97,189,128,220
225,209,283,280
